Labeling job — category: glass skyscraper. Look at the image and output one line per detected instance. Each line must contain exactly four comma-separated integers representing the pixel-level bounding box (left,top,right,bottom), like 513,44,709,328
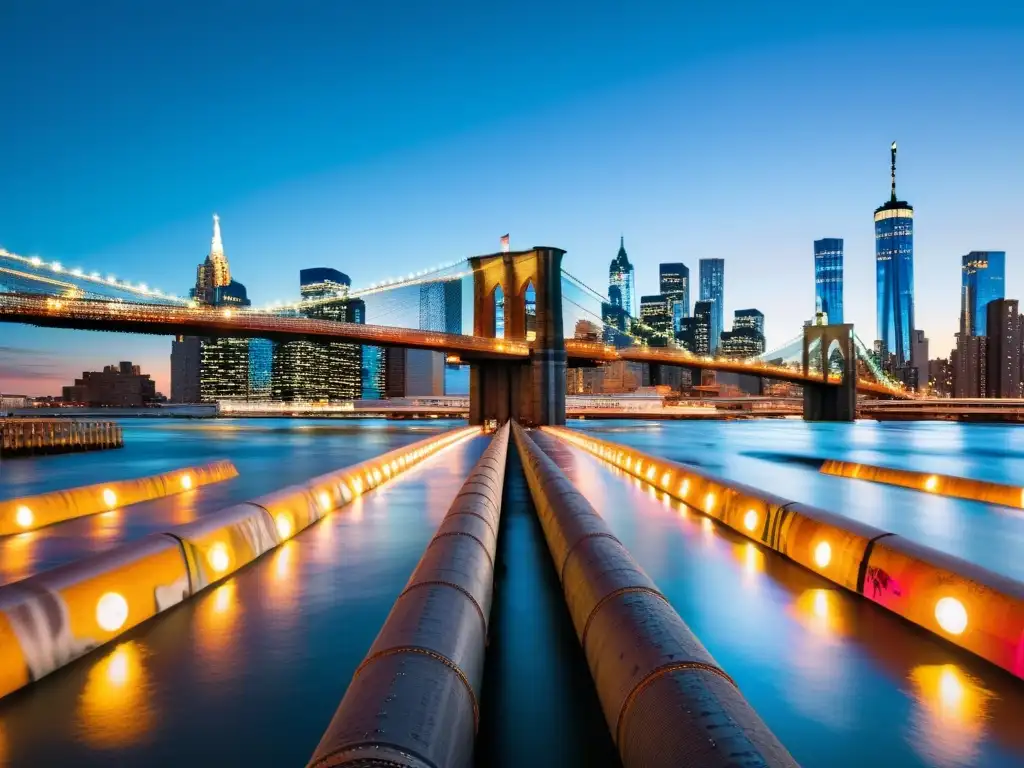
875,142,915,367
698,258,724,354
609,237,635,317
813,238,843,324
659,262,689,334
961,251,1006,337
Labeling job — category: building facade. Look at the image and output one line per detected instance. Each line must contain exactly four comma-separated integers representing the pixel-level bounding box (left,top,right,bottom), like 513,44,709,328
681,300,714,356
813,238,844,324
270,268,363,403
961,251,1006,337
720,308,765,359
608,237,635,318
953,333,987,398
698,258,725,354
639,294,672,343
985,299,1020,397
875,142,915,367
63,361,158,407
659,262,690,333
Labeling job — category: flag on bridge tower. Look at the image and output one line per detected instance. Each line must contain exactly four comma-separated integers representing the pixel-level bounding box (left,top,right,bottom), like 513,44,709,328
500,234,510,253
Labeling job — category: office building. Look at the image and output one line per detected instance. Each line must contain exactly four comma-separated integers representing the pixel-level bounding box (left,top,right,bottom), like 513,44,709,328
271,269,362,402
961,251,1006,337
62,361,158,407
985,299,1020,397
875,142,915,367
659,263,690,333
910,329,929,392
720,309,766,359
609,237,635,317
639,294,672,342
680,300,714,356
698,259,725,353
953,333,987,398
171,215,260,402
602,289,631,347
928,358,954,397
418,280,462,393
813,238,844,324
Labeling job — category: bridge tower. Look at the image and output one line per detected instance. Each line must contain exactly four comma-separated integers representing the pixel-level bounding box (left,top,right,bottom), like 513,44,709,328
802,323,856,421
468,247,566,426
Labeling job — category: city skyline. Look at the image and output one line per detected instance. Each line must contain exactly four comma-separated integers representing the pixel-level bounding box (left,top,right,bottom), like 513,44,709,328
2,5,1024,394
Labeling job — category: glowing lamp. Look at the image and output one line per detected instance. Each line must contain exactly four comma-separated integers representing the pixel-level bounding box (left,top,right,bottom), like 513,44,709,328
318,491,332,512
102,488,118,508
275,513,294,540
704,492,716,512
924,474,939,492
743,509,758,532
813,541,832,568
935,597,968,635
96,592,129,632
15,505,34,529
207,543,231,574
679,479,690,498
646,466,655,481
180,473,193,490
661,472,671,488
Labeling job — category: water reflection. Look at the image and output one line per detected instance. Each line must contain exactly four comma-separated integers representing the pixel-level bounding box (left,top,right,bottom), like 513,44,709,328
1,532,37,585
75,641,154,749
908,664,994,767
194,581,241,675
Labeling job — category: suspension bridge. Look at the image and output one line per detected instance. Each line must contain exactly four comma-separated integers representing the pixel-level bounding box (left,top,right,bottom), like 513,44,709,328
0,242,911,423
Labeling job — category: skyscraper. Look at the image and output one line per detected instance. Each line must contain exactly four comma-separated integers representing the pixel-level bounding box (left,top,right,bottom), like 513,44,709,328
659,262,689,333
875,142,915,367
609,237,635,317
698,258,724,354
720,309,766,359
173,214,256,402
639,294,672,344
681,300,714,356
271,268,362,402
985,299,1020,397
813,238,844,324
961,251,1006,337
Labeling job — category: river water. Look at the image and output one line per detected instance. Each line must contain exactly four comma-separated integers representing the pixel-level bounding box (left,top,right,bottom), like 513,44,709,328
0,417,1022,767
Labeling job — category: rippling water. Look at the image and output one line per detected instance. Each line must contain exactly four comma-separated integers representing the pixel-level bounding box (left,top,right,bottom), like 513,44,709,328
571,419,1024,580
1,418,1022,768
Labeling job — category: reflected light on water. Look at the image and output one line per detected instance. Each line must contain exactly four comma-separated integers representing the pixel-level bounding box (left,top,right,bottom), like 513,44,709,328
908,664,993,766
195,581,240,672
76,642,154,749
793,588,847,639
0,530,38,583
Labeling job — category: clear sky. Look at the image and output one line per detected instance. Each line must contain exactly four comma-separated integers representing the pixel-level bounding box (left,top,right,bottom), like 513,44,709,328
2,1,1023,395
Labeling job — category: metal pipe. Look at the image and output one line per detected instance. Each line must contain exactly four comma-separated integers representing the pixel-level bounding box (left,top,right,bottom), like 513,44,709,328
307,423,510,768
512,422,798,768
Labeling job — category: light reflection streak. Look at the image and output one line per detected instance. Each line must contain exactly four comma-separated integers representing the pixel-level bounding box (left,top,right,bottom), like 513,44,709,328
76,642,154,749
195,581,240,673
908,664,993,766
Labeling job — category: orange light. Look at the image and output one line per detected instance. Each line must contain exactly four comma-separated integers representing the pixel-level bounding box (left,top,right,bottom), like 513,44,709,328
102,488,117,508
935,597,968,635
743,509,758,532
180,473,193,490
96,592,130,632
704,492,715,512
679,478,690,497
207,543,231,574
275,513,294,540
924,474,939,492
15,505,34,528
813,541,832,568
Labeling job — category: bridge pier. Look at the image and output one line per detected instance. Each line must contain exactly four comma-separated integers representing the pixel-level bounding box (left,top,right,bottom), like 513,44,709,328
469,246,566,426
802,323,856,422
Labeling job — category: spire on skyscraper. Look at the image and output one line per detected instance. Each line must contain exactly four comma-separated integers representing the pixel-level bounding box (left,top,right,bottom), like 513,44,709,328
890,141,897,203
211,213,223,256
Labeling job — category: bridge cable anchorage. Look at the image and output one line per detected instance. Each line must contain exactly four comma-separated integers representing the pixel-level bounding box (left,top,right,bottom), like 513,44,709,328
510,423,799,768
306,424,510,768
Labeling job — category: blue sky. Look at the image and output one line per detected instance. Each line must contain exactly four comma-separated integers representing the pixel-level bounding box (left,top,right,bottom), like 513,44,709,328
2,1,1023,395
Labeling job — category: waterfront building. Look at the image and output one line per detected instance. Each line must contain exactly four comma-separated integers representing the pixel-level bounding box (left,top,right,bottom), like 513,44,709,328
985,299,1020,397
639,294,672,343
875,142,915,366
953,333,987,398
927,358,954,397
680,300,714,355
609,237,635,317
698,259,725,353
271,268,362,402
910,329,929,392
720,309,765,359
173,215,258,402
961,251,1006,337
813,238,844,324
659,262,690,333
418,280,462,393
63,361,158,407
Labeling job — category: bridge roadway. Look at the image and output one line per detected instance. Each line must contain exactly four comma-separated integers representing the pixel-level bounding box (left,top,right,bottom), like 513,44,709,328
0,293,909,397
2,423,1023,766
